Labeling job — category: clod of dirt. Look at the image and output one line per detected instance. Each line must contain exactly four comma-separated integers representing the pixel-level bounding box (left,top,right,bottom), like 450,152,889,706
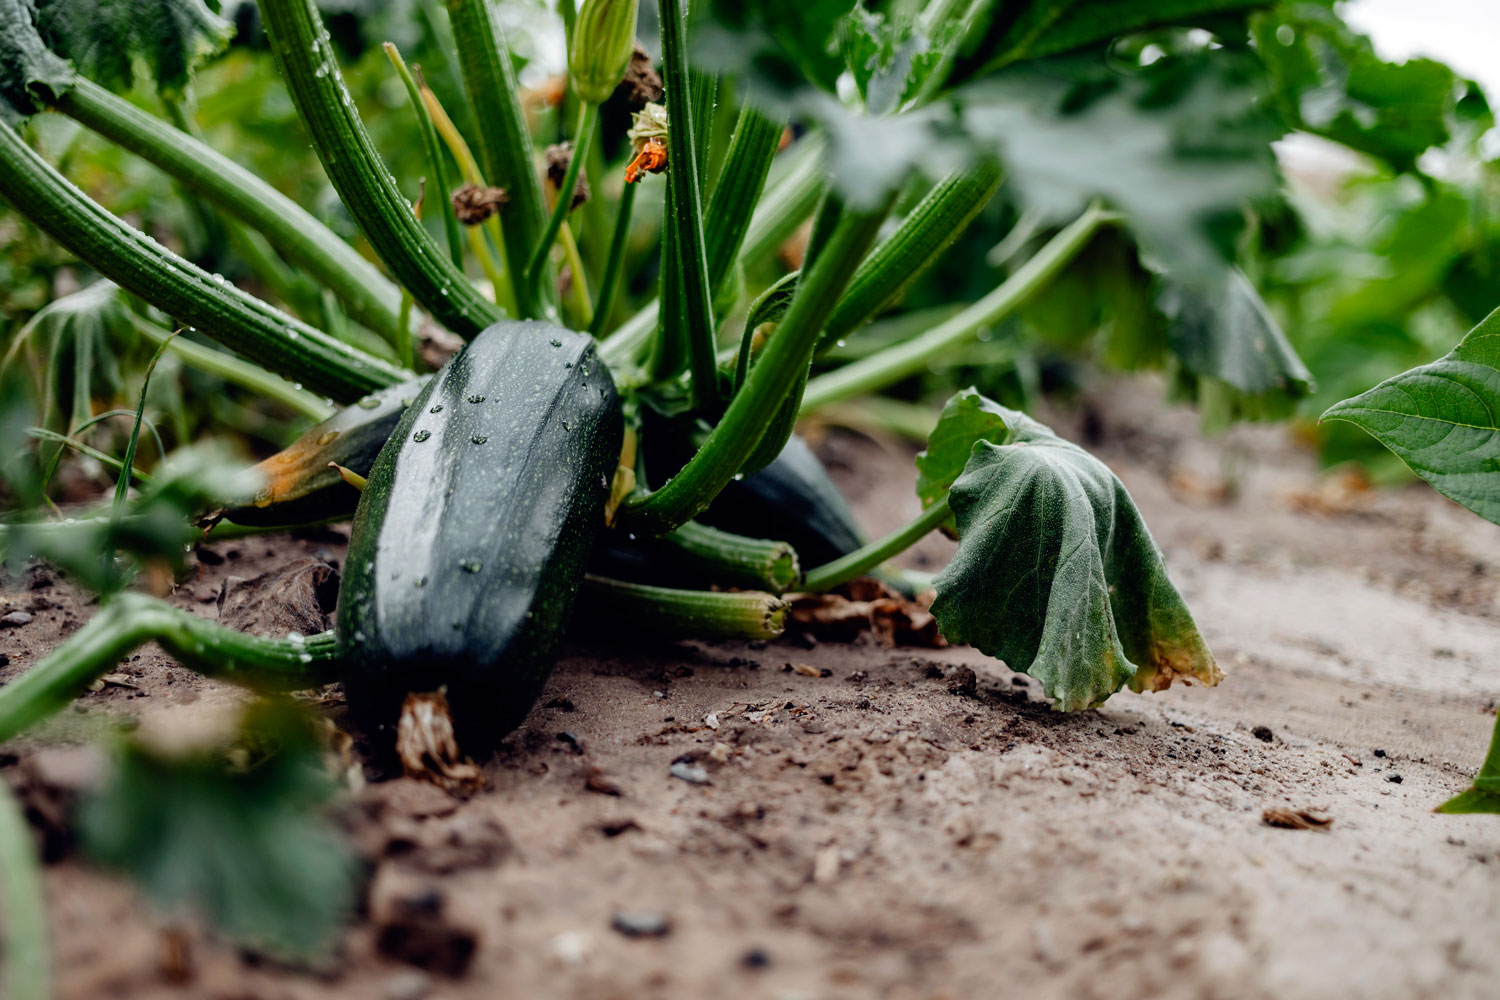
555,731,585,754
1253,726,1275,742
583,767,624,797
611,911,671,938
395,692,484,793
373,886,478,976
216,557,340,636
742,948,771,969
383,812,516,875
1387,774,1404,784
1262,808,1333,831
946,666,978,697
1,610,33,627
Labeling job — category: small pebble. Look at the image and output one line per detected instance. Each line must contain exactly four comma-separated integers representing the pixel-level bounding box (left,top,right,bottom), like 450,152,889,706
383,969,431,1000
670,762,709,785
1,611,33,627
611,911,670,938
742,948,771,969
1252,726,1274,742
1387,774,1403,784
1373,748,1387,758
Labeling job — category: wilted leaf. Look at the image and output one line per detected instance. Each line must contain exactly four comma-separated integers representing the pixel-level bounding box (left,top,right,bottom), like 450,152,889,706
914,388,1044,507
0,0,74,122
927,389,1220,709
33,0,232,98
79,701,357,961
1158,267,1314,424
1322,305,1500,526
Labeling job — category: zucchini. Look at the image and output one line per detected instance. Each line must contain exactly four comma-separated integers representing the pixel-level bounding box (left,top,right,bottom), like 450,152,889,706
225,378,429,527
337,321,623,746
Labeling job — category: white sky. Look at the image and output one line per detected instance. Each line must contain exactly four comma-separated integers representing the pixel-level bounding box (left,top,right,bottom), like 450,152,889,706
1343,0,1500,99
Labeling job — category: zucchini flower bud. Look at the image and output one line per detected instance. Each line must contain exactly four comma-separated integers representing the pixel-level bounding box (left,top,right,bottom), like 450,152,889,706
569,0,640,105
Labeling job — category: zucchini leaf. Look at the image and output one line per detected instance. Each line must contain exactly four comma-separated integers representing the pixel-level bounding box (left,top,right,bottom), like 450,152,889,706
1436,714,1500,814
0,0,74,122
33,0,232,98
925,388,1220,710
1322,305,1500,526
1158,268,1314,426
79,701,356,961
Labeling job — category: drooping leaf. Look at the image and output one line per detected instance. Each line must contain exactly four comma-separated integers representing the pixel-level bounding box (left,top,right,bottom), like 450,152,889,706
0,0,74,123
33,0,233,98
961,52,1280,289
914,388,1033,508
950,0,1270,85
1158,268,1314,425
926,389,1220,709
79,701,356,960
1322,304,1500,526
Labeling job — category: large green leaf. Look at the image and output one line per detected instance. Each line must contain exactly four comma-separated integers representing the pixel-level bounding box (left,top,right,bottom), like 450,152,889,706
1322,305,1500,526
951,0,1270,85
1158,268,1314,424
0,0,73,122
962,53,1280,290
926,389,1220,709
80,702,356,960
33,0,232,98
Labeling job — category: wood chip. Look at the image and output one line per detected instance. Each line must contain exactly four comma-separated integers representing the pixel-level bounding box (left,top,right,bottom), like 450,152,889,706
1262,807,1333,831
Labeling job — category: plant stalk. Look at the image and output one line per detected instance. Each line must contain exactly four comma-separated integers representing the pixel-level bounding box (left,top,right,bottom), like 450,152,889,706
590,178,638,338
258,0,504,337
0,593,336,745
802,497,949,592
623,201,892,533
800,205,1107,413
0,781,48,1000
580,574,787,640
384,43,465,271
528,102,597,307
0,119,404,403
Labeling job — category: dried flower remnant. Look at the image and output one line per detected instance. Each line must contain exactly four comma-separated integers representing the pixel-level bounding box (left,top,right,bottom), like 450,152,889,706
624,102,669,184
545,144,592,210
616,41,662,107
451,183,509,225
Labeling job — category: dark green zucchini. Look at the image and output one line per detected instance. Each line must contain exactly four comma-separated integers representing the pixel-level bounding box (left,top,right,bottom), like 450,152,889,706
225,377,429,526
337,321,622,746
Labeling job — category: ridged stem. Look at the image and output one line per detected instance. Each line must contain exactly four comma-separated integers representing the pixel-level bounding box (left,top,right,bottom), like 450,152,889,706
258,0,504,336
800,205,1107,412
384,43,465,271
49,79,402,340
580,575,787,640
589,178,638,338
623,201,891,533
0,119,403,403
527,101,597,309
704,104,784,300
446,0,548,318
0,593,337,745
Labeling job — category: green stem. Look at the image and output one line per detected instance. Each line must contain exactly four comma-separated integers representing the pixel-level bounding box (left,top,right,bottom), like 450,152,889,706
395,289,416,371
53,78,404,344
446,0,548,318
0,781,48,1000
125,314,334,420
600,521,801,593
623,202,891,534
0,593,336,745
24,429,151,485
817,160,1003,354
108,336,175,582
0,119,403,403
657,0,719,410
800,205,1107,413
802,497,949,592
738,134,825,267
258,0,504,337
589,179,638,338
527,102,597,312
384,43,465,271
704,104,784,301
579,574,787,640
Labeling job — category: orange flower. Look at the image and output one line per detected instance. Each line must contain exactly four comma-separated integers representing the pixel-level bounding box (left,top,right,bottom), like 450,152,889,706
625,137,668,183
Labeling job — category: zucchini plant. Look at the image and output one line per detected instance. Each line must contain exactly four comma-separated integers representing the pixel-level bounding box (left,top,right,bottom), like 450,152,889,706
8,0,1485,966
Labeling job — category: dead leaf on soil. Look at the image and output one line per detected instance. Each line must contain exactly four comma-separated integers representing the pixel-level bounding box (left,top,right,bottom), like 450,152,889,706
1261,807,1333,831
788,578,945,648
396,692,484,794
216,557,339,637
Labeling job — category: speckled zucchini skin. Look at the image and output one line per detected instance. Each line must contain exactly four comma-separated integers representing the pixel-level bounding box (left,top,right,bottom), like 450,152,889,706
337,321,622,745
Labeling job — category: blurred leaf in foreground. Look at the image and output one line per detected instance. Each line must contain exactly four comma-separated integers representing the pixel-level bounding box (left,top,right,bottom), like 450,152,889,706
79,700,357,961
32,0,233,98
924,388,1220,709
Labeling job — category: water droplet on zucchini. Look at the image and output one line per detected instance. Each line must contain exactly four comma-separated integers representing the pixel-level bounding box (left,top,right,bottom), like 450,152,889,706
413,430,432,442
462,560,482,573
471,436,488,444
430,404,444,413
468,394,486,403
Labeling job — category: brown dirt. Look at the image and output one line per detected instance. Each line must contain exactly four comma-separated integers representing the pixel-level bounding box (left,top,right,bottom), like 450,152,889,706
4,374,1500,1000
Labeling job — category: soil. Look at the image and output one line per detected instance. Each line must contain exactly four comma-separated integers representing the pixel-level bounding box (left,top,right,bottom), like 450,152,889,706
4,374,1500,1000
